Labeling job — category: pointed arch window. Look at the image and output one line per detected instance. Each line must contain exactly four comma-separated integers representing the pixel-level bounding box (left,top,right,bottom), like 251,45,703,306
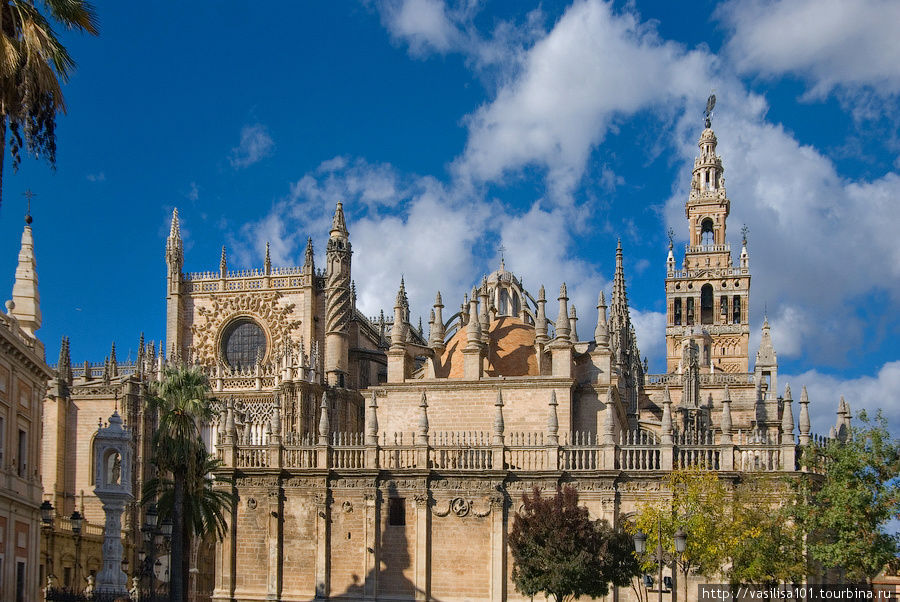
673,298,682,326
701,284,714,325
720,296,728,323
732,296,741,324
686,298,695,325
499,289,510,316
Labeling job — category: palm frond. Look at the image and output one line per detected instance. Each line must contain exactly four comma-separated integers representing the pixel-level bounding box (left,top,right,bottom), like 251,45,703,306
40,0,99,35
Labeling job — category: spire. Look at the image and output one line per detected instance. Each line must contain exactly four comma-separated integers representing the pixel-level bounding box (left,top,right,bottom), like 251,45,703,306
303,237,315,273
755,317,777,368
798,386,811,445
493,390,505,445
466,287,482,347
365,391,379,445
611,240,628,323
109,342,118,377
666,230,675,273
331,202,348,238
740,224,749,269
430,292,445,350
391,279,407,347
220,245,227,276
721,385,733,444
416,391,429,445
264,242,271,275
546,390,559,445
661,386,673,444
781,384,795,444
569,305,578,343
10,216,41,335
318,392,330,445
58,336,72,384
535,285,548,343
554,283,570,341
594,292,609,347
602,389,616,445
166,208,184,275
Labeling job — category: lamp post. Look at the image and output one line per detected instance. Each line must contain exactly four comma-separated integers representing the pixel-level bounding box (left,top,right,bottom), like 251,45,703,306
633,521,688,602
40,500,54,591
142,503,159,600
70,510,84,593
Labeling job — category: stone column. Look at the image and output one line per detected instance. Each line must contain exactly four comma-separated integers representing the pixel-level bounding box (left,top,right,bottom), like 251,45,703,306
315,491,330,598
414,492,430,602
489,492,506,601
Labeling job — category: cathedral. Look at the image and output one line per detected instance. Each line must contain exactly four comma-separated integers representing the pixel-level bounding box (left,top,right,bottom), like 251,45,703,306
12,117,849,601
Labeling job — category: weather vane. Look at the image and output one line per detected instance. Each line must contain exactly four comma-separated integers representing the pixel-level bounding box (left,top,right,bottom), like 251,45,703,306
705,91,716,128
23,189,35,224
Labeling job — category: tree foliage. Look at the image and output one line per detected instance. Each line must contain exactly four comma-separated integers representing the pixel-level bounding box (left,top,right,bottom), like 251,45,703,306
509,486,640,602
0,0,98,208
795,410,900,582
630,468,804,594
146,364,217,602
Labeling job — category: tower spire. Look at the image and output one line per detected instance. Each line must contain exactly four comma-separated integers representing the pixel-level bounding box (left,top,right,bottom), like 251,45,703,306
303,237,315,274
10,212,41,335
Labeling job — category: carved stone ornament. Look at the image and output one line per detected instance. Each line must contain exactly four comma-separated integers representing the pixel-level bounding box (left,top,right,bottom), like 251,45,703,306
450,498,470,517
341,500,353,513
190,291,301,365
247,498,258,510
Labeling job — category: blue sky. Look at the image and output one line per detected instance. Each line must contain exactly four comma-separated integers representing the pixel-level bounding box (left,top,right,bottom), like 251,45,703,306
1,0,899,437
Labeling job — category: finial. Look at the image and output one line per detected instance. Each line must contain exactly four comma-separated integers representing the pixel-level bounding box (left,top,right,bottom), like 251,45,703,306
667,227,674,250
264,242,271,272
220,245,227,273
741,224,749,246
704,91,716,128
23,189,35,224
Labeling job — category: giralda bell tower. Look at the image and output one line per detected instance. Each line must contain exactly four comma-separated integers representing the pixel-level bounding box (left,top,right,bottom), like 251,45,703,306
665,101,751,374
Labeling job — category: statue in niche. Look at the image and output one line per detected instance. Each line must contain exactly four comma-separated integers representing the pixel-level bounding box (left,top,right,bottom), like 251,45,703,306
108,452,121,486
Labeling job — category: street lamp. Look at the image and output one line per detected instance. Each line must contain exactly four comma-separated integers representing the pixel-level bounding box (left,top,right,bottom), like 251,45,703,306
41,501,54,591
142,504,159,599
71,511,83,592
633,522,688,602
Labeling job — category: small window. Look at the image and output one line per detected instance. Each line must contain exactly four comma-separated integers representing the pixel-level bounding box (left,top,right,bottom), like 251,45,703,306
17,429,26,477
388,498,406,526
673,299,682,326
732,296,741,324
686,298,695,326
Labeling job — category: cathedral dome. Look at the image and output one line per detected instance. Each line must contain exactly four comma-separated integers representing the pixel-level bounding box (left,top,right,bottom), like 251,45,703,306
435,316,538,378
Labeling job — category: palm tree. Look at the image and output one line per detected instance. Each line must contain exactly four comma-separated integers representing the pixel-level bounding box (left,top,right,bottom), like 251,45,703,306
0,0,98,210
147,365,216,602
144,448,234,598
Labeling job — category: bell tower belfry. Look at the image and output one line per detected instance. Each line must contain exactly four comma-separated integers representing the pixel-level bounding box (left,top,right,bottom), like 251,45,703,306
665,102,751,373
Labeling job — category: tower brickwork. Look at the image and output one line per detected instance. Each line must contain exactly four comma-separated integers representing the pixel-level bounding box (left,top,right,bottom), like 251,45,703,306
665,121,751,373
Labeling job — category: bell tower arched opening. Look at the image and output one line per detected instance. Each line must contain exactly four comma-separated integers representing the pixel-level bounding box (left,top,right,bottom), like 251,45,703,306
701,284,714,325
701,219,715,245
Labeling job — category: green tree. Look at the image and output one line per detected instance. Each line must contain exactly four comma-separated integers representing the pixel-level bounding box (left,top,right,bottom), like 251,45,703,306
509,486,640,602
144,447,234,594
631,467,730,601
727,477,805,587
147,365,216,602
795,410,900,582
0,0,98,209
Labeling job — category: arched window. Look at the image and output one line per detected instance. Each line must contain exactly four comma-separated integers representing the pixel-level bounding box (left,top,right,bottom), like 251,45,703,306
512,292,521,318
221,318,267,369
732,295,741,324
686,298,695,325
701,284,714,324
673,298,682,326
701,219,715,245
720,296,728,323
499,289,510,316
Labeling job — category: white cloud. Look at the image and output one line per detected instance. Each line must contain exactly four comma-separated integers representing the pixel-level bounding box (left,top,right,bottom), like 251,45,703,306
86,172,106,182
631,308,666,369
229,124,275,169
377,0,462,55
187,181,200,201
719,0,900,100
454,0,713,200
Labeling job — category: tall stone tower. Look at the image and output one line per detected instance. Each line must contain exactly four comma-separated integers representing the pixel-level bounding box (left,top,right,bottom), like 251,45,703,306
665,111,751,373
324,202,351,387
165,208,184,360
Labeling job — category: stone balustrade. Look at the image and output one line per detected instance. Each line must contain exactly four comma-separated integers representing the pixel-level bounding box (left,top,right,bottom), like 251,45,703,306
226,426,831,475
